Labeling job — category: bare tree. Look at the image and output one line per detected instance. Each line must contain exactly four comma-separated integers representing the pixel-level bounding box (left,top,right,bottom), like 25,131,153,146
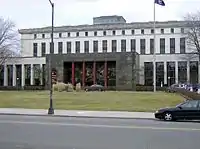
0,17,20,71
184,12,200,61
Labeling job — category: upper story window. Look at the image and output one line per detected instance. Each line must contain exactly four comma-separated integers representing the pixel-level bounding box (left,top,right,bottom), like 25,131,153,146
112,40,117,52
85,32,88,36
34,34,37,39
42,34,45,38
122,30,125,35
67,42,71,53
170,38,175,54
140,39,146,54
68,32,71,37
94,31,97,36
131,39,136,52
160,38,165,54
121,39,126,52
151,29,154,34
112,30,116,35
84,41,89,53
59,33,62,38
75,41,80,53
102,40,107,52
131,30,135,35
141,29,144,34
76,32,79,37
41,42,46,57
33,43,38,57
180,38,186,54
103,31,107,36
93,40,98,53
171,28,174,34
58,42,63,54
161,29,164,34
181,28,185,33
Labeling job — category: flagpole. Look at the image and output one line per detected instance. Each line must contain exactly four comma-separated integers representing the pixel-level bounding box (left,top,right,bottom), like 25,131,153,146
153,0,156,92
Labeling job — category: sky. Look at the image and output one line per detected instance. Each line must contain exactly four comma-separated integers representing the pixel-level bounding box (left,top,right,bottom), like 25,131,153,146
1,0,200,29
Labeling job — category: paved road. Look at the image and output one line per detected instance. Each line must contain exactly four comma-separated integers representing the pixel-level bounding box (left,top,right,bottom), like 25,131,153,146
0,115,200,149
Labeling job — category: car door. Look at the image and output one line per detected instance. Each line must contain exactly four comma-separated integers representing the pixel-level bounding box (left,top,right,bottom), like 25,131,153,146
176,100,199,120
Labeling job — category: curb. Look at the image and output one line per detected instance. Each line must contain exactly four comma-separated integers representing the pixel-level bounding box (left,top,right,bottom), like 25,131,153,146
0,113,155,120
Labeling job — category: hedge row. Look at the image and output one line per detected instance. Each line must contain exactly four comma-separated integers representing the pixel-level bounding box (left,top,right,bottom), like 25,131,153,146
171,88,200,100
0,85,166,91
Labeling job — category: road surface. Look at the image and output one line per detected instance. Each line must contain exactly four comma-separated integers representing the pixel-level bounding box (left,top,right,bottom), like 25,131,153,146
0,115,200,149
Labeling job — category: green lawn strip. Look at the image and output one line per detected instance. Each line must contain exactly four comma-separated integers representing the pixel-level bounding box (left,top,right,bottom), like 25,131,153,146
0,91,184,112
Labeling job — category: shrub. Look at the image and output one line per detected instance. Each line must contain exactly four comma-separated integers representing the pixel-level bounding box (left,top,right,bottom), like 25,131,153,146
53,82,67,92
173,88,200,100
136,85,167,91
66,83,74,92
24,85,45,90
0,86,21,90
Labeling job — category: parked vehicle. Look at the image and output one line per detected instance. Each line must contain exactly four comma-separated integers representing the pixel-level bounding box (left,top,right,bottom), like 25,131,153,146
84,84,105,92
155,99,200,121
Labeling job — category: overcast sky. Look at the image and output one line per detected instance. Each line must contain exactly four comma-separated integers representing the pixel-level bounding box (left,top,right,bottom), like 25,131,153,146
1,0,200,29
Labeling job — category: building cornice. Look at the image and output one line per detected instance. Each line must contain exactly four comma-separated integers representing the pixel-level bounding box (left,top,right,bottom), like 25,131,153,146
18,21,189,34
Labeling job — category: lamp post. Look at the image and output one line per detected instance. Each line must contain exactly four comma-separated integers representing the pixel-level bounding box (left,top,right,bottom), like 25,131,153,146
48,0,54,115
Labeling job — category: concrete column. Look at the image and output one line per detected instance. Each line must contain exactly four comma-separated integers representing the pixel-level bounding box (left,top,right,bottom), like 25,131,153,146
93,61,96,84
187,61,190,83
3,65,8,86
12,65,16,86
21,64,25,87
175,61,178,84
31,64,34,85
164,61,167,85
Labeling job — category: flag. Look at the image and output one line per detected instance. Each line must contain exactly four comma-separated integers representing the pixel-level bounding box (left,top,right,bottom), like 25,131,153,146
155,0,165,6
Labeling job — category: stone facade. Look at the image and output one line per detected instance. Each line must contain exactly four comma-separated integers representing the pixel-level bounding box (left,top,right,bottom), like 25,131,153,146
45,52,139,90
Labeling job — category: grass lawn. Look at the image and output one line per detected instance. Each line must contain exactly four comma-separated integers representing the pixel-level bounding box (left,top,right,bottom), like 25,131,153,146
0,91,184,112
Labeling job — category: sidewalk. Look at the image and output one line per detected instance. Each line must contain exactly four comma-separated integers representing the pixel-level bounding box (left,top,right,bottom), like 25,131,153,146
0,108,155,119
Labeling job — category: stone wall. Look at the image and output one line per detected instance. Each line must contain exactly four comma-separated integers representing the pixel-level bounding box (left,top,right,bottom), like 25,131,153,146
45,52,139,90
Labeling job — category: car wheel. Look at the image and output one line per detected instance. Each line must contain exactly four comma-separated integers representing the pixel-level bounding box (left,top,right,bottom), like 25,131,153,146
164,112,173,121
85,89,88,92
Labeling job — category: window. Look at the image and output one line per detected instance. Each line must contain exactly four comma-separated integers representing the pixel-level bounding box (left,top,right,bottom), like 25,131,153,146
131,30,135,35
140,39,146,54
103,31,106,36
33,43,37,57
181,100,199,108
75,41,80,53
41,42,46,57
131,39,136,52
93,40,98,53
156,62,164,86
144,62,153,85
151,29,154,34
50,42,54,54
171,28,174,33
141,29,144,34
85,32,88,36
42,34,45,38
170,38,175,54
59,33,62,38
150,39,154,54
102,40,107,53
167,62,175,86
112,40,117,52
68,32,71,37
181,28,184,33
58,42,63,54
84,41,89,53
94,31,97,36
160,38,165,54
180,38,186,54
121,40,126,52
190,61,198,84
178,61,187,83
67,42,71,53
34,34,37,39
76,32,79,37
122,30,125,35
161,29,164,34
112,30,116,35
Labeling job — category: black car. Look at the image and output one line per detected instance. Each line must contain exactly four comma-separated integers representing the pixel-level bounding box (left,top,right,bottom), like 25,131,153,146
155,99,200,121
